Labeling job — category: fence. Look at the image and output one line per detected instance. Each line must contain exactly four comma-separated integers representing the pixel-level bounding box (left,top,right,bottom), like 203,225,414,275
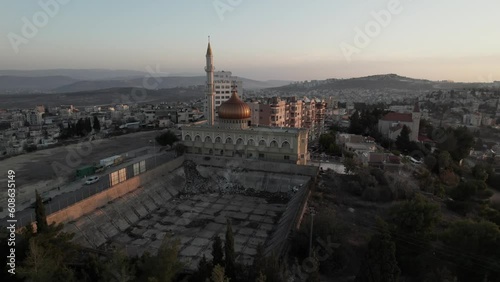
7,152,178,229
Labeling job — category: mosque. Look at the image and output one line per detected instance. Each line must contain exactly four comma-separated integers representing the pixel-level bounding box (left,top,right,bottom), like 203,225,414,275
181,41,309,165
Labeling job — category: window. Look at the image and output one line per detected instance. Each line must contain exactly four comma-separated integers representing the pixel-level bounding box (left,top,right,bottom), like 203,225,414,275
236,138,244,145
282,141,290,149
133,160,146,176
270,141,278,148
194,135,201,141
247,139,255,146
259,153,264,159
259,140,266,147
226,137,232,144
215,137,221,143
284,155,290,160
110,168,127,186
184,135,191,141
205,136,212,143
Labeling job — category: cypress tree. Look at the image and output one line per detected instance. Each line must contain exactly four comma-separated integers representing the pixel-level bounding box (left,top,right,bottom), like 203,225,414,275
224,219,235,280
212,235,224,267
35,190,48,233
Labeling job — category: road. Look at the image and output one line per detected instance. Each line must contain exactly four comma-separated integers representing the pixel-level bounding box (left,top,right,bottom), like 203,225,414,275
1,152,175,228
0,130,170,218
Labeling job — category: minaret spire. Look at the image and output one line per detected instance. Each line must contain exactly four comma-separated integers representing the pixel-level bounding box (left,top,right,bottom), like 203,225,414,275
205,38,215,126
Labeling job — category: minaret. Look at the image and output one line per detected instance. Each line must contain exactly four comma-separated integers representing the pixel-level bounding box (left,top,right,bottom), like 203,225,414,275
205,37,215,126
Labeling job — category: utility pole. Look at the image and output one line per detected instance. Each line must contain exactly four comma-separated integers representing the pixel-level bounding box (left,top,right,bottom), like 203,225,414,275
309,206,316,257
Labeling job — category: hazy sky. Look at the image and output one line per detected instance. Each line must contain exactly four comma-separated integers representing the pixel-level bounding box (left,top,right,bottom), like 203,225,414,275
1,0,499,81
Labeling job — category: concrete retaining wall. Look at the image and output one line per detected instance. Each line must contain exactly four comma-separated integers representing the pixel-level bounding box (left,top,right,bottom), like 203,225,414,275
46,156,185,225
186,155,318,177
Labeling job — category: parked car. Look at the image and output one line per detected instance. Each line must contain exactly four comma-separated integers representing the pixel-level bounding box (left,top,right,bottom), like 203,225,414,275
85,176,100,185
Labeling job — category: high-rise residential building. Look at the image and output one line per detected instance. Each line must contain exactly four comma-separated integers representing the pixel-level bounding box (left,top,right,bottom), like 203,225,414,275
204,69,243,118
27,111,43,125
247,96,327,140
287,96,303,128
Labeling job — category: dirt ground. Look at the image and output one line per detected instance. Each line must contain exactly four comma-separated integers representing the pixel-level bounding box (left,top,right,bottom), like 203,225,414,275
0,130,165,213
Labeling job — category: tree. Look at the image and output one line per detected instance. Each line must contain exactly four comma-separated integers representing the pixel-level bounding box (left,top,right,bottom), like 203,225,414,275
437,151,452,171
35,190,48,233
155,130,178,146
472,164,489,182
75,118,85,136
174,143,187,156
92,116,101,132
255,271,267,282
100,250,135,282
135,238,183,282
18,221,77,282
18,237,75,282
343,157,358,174
395,125,412,154
355,224,400,282
349,111,363,135
253,243,265,278
442,220,500,281
224,219,235,280
390,194,441,236
319,133,335,151
212,235,224,268
84,117,92,135
190,255,212,282
211,265,230,282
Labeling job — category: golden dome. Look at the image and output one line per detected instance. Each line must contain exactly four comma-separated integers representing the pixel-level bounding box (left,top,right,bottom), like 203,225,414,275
218,89,251,120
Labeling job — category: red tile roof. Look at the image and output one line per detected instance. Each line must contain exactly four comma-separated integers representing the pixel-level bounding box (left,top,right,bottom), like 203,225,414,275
381,112,413,122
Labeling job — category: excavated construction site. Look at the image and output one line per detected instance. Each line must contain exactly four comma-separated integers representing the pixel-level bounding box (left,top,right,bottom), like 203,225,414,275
64,156,317,270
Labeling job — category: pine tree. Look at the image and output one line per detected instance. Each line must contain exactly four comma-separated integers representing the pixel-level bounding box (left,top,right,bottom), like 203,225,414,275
92,116,101,132
212,235,224,267
190,254,212,282
355,225,400,282
253,243,265,277
84,117,92,134
224,219,235,280
395,125,412,153
35,190,48,233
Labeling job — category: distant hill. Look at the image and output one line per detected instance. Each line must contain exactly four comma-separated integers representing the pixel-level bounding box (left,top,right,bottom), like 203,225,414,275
0,69,293,94
272,74,488,92
52,76,292,92
0,75,79,92
0,69,149,80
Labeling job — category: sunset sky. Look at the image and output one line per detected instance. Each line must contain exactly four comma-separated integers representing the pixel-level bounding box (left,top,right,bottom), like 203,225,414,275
1,0,499,81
